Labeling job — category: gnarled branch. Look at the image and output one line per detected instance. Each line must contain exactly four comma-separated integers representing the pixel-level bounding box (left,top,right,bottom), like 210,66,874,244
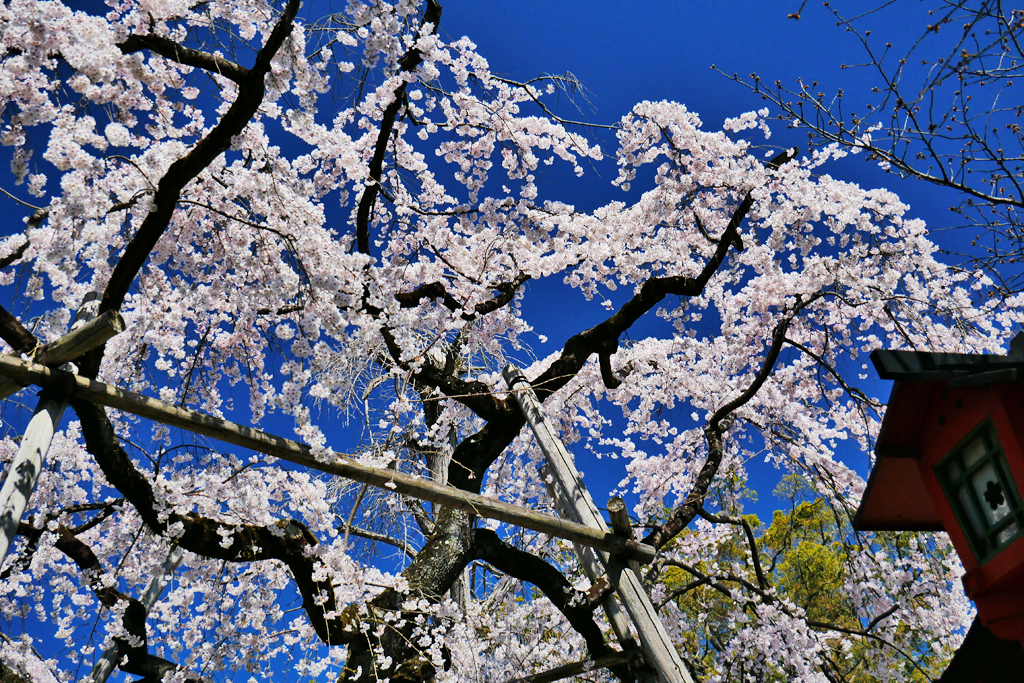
52,525,203,681
69,397,356,646
0,306,36,355
472,528,634,683
643,292,822,550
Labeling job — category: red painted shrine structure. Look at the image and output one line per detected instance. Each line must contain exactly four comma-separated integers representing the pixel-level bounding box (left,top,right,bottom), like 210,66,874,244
856,334,1024,644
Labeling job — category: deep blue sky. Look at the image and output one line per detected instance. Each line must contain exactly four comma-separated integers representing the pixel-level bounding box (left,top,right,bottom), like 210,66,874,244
434,0,967,338
444,0,956,209
440,0,962,233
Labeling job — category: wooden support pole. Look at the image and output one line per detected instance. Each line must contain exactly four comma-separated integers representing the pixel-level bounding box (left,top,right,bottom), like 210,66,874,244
0,396,65,563
607,497,632,538
0,294,112,563
542,465,656,683
90,546,184,683
0,354,658,562
504,364,694,683
608,496,643,576
542,464,635,643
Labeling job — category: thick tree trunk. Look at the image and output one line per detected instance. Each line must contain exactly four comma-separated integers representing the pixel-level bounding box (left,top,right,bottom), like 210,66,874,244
340,507,473,682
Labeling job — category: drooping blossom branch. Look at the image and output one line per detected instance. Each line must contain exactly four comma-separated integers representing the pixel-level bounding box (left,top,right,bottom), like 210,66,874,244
354,0,442,255
95,0,302,325
69,398,357,647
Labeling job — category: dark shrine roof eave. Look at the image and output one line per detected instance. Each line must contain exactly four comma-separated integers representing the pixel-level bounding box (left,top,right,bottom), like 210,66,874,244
871,348,1024,381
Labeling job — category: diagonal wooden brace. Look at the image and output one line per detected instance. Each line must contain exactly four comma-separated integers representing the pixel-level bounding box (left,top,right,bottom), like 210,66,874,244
0,309,124,400
541,465,657,683
504,364,694,683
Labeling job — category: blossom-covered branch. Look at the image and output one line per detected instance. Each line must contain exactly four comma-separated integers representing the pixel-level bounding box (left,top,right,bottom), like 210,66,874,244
95,0,302,327
70,397,357,647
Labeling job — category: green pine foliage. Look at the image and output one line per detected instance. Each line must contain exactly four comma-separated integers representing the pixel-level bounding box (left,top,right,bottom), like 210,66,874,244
662,476,964,682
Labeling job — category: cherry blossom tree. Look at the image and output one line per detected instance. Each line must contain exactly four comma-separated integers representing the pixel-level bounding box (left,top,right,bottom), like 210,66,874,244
0,1,1019,681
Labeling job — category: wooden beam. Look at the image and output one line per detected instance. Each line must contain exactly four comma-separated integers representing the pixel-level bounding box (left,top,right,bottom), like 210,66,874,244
870,346,1023,381
607,497,632,538
0,396,66,562
504,364,694,683
0,309,124,400
0,354,658,562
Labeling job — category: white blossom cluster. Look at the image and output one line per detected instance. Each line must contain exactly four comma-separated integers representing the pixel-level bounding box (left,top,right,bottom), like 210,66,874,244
0,0,1018,681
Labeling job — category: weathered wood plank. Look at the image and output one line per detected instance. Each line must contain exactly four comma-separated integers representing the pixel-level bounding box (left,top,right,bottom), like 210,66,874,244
607,497,632,538
609,496,644,576
543,465,656,683
0,354,658,562
0,309,124,400
0,400,66,562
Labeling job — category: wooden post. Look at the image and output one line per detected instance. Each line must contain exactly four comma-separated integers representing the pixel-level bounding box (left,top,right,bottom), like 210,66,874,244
608,496,643,576
503,364,694,683
0,354,658,562
542,465,657,683
0,294,121,563
607,497,632,538
89,546,184,683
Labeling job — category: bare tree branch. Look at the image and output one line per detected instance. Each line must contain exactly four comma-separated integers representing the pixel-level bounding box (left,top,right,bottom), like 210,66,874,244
0,306,36,355
696,508,769,591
